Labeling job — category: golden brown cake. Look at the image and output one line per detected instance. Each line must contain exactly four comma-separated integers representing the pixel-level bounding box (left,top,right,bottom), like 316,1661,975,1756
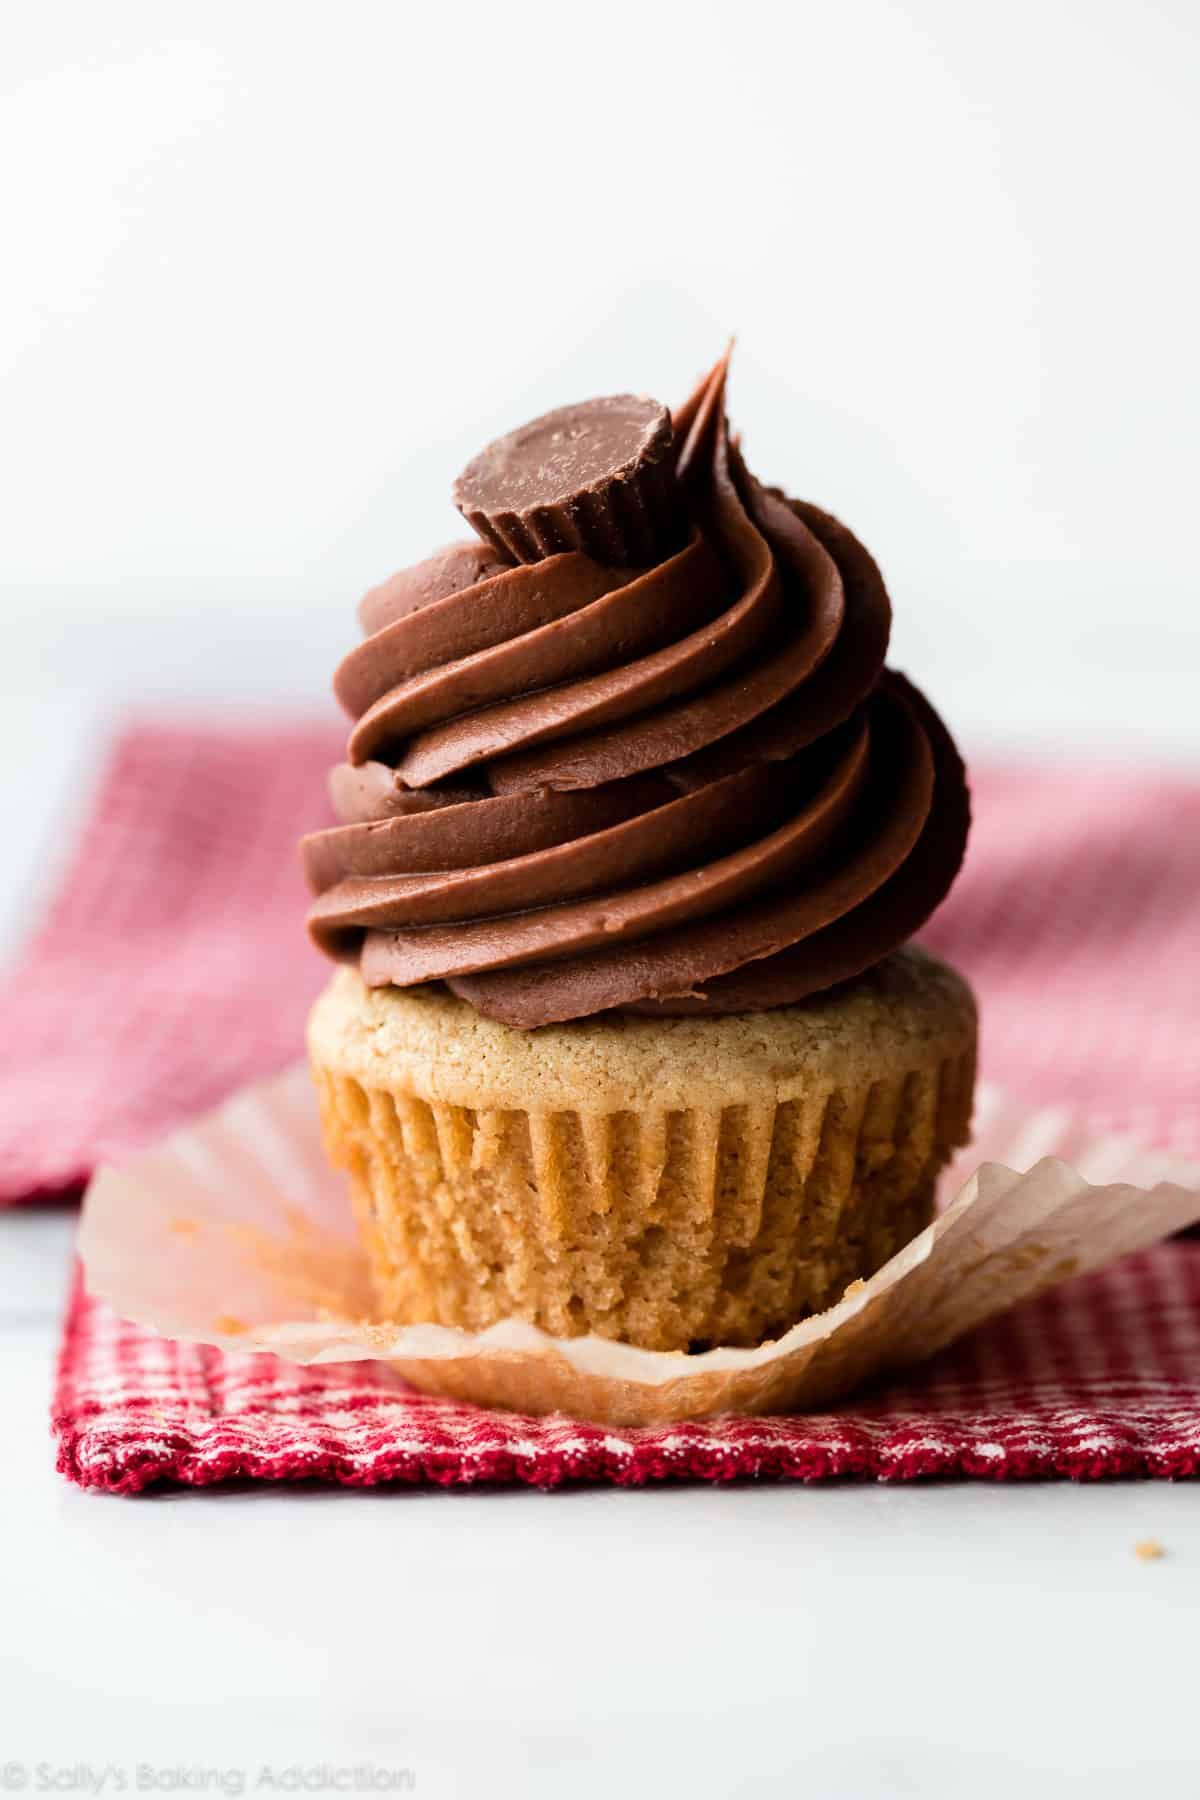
302,348,976,1371
309,948,975,1351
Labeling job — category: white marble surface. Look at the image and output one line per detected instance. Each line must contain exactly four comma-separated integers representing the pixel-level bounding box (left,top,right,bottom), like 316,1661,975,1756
5,1,1200,1790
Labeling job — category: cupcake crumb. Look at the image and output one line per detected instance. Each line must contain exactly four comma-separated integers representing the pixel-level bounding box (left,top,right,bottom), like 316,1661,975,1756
1134,1539,1165,1562
310,950,975,1352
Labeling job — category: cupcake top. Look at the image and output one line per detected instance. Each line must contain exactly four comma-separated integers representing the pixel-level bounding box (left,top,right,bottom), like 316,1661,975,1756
303,351,969,1028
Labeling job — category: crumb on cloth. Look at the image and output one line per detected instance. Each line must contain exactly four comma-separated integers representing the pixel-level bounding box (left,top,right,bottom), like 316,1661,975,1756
1134,1539,1165,1562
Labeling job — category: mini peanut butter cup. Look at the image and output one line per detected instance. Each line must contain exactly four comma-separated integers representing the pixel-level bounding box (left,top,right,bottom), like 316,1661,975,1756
453,394,677,566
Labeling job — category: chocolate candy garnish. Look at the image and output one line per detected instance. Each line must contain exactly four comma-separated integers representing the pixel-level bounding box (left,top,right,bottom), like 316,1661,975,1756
453,394,677,566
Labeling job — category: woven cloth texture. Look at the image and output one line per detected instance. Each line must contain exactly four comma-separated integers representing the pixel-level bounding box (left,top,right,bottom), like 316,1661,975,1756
55,1249,1200,1491
8,721,1196,1488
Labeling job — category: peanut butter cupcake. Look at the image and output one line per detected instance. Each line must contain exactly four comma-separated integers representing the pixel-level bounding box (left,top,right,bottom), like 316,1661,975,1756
303,351,975,1358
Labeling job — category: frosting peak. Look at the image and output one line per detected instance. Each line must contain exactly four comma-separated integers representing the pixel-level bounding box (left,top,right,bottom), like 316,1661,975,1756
303,356,969,1027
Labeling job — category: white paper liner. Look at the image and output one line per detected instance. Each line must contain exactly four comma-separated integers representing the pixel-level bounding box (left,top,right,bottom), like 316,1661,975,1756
78,1066,1200,1425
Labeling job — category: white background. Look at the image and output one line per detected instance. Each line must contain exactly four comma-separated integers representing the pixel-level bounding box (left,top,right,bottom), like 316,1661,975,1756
3,4,1199,1794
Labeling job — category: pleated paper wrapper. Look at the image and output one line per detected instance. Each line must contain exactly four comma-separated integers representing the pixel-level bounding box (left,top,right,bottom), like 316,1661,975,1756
78,1066,1200,1426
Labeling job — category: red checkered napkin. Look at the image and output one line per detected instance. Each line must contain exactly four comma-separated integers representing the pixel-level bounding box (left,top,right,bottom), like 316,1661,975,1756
56,1248,1200,1491
0,721,338,1204
6,720,1199,1487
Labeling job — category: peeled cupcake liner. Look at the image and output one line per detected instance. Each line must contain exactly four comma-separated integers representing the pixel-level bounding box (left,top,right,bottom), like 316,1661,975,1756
78,1065,1200,1427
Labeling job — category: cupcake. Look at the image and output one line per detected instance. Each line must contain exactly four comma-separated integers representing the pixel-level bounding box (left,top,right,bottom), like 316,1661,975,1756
303,350,975,1362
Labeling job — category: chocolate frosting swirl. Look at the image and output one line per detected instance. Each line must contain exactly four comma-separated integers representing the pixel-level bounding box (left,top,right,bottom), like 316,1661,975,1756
303,354,969,1028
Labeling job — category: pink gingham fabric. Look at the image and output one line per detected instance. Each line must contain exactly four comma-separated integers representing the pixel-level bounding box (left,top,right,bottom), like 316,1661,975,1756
5,720,1197,1487
922,764,1200,1164
0,721,338,1204
55,1250,1200,1491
